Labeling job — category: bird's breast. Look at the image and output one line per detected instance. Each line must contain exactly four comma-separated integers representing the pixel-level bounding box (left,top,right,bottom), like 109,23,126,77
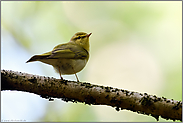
54,59,88,75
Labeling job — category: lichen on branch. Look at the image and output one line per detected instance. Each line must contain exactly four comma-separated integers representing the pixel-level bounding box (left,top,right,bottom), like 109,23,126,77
1,70,182,121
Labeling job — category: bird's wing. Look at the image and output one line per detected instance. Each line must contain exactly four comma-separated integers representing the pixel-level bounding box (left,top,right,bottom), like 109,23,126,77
48,43,88,59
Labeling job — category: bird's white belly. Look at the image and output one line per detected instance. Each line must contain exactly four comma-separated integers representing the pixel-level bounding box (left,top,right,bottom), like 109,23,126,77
53,59,88,75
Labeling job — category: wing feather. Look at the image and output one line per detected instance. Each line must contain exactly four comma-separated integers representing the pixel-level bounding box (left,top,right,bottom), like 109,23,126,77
48,43,88,59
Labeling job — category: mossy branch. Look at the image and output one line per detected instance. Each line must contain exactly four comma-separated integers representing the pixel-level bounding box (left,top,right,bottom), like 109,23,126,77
1,70,182,121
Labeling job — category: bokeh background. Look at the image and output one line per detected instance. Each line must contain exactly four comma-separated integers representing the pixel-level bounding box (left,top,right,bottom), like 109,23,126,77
1,1,182,122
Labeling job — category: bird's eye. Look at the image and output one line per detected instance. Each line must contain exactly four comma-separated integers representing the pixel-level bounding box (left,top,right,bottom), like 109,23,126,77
77,36,81,39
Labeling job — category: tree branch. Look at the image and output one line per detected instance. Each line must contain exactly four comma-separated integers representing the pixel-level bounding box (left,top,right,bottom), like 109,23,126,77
1,69,182,121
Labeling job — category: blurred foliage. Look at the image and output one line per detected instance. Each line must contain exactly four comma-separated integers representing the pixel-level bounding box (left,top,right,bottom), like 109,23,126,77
39,102,98,122
1,1,181,122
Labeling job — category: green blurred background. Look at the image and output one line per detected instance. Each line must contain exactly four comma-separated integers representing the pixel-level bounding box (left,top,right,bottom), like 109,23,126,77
1,1,182,122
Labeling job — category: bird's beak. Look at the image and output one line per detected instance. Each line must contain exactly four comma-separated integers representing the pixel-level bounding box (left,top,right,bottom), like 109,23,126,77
86,33,92,37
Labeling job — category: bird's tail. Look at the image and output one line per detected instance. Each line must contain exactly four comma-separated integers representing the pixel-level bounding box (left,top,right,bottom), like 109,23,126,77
26,54,50,63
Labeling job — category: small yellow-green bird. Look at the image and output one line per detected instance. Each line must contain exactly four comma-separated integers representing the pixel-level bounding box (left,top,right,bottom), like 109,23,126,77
26,32,92,82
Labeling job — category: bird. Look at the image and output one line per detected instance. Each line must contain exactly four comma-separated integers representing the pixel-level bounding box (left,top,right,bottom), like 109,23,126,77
26,32,92,82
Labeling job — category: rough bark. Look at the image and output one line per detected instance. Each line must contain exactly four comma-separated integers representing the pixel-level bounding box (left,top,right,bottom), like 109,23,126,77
1,69,182,121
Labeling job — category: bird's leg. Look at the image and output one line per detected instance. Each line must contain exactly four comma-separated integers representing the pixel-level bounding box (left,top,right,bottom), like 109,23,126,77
72,67,79,82
75,73,79,82
58,67,63,80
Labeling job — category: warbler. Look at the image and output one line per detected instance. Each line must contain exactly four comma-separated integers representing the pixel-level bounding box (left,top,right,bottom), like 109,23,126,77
26,32,92,82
